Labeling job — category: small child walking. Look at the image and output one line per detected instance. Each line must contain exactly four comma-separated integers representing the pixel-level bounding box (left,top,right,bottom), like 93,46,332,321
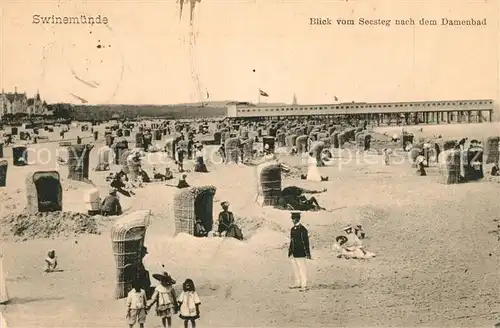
147,272,178,328
382,148,390,165
126,280,148,328
178,279,201,328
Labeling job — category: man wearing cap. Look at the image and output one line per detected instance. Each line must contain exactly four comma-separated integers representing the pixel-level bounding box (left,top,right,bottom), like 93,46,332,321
100,188,123,216
217,201,235,236
288,212,311,291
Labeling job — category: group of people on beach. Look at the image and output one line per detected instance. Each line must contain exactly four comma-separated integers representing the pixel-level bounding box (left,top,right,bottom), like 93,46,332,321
126,272,201,328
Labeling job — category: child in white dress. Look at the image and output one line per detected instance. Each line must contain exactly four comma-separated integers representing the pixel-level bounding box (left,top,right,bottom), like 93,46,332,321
178,279,201,328
44,250,58,273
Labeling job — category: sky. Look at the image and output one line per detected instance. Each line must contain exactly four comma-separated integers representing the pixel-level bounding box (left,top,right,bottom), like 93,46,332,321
0,0,498,105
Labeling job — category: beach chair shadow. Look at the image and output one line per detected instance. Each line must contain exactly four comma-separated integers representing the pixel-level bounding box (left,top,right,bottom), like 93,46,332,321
311,282,361,290
7,296,65,305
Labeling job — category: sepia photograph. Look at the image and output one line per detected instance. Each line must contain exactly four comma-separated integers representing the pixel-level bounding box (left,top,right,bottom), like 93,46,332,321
0,0,499,327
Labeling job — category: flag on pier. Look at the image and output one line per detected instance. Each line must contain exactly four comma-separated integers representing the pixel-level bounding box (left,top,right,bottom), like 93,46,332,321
259,89,269,97
334,96,339,102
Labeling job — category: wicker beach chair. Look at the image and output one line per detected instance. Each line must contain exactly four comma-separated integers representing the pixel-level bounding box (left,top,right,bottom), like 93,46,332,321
276,133,286,147
25,171,63,215
285,135,298,148
173,186,216,235
67,144,94,181
225,137,241,163
437,150,461,184
111,210,151,299
484,136,500,164
310,142,325,166
0,160,7,187
256,162,282,207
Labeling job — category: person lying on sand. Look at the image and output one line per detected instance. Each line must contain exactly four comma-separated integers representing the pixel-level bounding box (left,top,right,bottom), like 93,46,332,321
110,173,135,197
44,249,58,273
153,167,174,181
277,193,326,212
282,186,327,198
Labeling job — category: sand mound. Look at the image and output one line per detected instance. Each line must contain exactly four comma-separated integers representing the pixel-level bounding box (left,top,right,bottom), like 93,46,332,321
1,211,100,241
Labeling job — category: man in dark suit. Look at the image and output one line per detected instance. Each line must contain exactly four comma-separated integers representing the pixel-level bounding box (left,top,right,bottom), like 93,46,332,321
288,211,311,291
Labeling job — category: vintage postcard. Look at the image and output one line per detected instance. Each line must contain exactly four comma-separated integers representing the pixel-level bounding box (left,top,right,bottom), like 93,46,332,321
0,0,499,327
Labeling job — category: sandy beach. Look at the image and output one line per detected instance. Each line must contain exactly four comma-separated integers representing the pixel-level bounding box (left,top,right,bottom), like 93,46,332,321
1,122,500,327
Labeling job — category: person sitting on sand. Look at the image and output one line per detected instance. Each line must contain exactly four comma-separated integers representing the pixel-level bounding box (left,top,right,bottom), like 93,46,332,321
216,202,243,240
166,174,190,189
138,165,151,183
354,224,366,239
194,218,209,238
343,225,363,249
44,249,58,273
100,188,123,216
333,235,375,260
491,163,499,176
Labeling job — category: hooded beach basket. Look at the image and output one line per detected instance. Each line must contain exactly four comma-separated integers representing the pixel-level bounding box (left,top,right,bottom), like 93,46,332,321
25,171,63,215
173,186,217,235
242,138,254,162
225,137,241,163
295,135,308,153
67,144,94,181
0,160,7,187
256,162,282,206
484,136,500,164
111,210,151,299
437,149,461,184
286,135,298,148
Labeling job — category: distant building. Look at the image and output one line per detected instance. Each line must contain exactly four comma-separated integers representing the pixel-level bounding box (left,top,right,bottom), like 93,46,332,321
0,88,48,119
226,99,495,124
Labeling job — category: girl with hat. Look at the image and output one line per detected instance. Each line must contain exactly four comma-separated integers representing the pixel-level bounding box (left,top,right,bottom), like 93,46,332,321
147,272,178,328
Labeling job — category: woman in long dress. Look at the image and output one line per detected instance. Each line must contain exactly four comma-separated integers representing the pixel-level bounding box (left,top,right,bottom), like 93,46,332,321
306,152,325,182
0,253,9,304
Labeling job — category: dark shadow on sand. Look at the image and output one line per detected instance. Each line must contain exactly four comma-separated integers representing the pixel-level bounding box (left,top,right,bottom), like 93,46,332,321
7,296,65,305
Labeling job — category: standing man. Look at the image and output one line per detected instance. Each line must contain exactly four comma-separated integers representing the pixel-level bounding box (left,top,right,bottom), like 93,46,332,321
288,212,311,292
